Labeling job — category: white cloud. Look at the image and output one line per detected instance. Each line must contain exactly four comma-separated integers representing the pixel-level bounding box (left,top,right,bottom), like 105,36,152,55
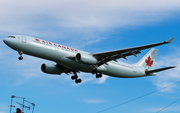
13,55,57,85
151,49,180,92
1,0,180,50
0,0,180,35
0,44,13,63
0,48,53,85
95,75,109,84
83,98,105,104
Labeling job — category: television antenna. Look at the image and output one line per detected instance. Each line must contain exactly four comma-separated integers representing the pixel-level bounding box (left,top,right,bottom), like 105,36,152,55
9,95,35,113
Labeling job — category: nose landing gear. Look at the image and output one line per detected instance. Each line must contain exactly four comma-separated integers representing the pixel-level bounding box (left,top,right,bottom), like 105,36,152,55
18,56,23,60
18,51,23,60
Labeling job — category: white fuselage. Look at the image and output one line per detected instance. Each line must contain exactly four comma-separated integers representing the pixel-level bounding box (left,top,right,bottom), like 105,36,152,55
3,35,147,78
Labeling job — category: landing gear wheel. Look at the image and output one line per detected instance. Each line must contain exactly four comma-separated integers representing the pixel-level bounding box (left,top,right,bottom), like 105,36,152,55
78,79,82,83
96,73,103,78
96,74,100,78
18,56,23,60
75,79,82,84
72,71,82,84
92,69,103,78
71,75,78,80
96,73,101,78
98,73,102,78
92,69,98,75
18,51,23,60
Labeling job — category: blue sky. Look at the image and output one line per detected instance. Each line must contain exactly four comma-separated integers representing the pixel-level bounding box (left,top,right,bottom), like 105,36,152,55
0,0,180,113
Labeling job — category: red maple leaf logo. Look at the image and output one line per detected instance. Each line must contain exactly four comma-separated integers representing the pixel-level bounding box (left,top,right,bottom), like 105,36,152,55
145,56,153,67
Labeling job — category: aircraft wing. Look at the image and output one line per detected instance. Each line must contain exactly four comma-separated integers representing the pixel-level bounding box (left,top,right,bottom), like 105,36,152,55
57,63,74,75
92,37,174,66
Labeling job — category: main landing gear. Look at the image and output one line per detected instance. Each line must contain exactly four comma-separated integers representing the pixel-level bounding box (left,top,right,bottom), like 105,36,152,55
71,71,82,84
18,51,23,60
92,69,102,78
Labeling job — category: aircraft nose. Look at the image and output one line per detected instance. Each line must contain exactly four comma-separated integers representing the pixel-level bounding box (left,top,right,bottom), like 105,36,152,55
3,38,8,45
3,38,12,46
3,37,19,50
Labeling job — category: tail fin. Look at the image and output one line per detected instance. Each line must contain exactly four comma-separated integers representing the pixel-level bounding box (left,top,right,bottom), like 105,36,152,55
135,48,159,70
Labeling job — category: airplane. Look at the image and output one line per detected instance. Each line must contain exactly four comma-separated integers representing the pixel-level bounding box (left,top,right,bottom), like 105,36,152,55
3,35,176,84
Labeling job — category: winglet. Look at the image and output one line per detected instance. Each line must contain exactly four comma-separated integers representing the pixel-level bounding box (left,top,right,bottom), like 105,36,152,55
166,37,174,43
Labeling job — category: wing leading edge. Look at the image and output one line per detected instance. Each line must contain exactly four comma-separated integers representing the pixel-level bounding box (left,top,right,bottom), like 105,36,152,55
92,37,174,66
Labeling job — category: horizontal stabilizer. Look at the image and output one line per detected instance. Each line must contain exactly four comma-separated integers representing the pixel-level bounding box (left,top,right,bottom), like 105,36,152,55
166,37,174,43
145,66,176,75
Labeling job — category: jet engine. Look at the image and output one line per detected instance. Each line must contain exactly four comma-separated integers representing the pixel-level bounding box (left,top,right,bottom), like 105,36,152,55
41,64,62,74
75,53,98,65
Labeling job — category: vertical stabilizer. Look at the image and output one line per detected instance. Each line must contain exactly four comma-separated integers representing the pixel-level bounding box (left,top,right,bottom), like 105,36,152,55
135,48,158,70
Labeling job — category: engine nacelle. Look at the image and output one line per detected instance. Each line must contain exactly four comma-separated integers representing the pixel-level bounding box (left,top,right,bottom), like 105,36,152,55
75,53,98,65
41,64,62,75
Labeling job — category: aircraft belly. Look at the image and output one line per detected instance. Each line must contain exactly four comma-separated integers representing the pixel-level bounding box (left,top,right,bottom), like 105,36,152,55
57,57,94,72
19,42,145,77
103,63,145,78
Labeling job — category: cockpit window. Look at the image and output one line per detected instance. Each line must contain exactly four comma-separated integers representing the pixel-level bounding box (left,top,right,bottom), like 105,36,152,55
8,36,16,38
